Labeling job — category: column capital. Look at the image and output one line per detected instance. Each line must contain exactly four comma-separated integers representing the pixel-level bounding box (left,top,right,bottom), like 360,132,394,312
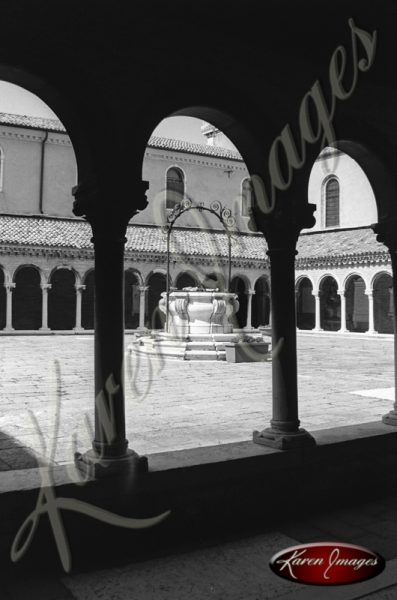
259,203,316,251
372,218,397,251
138,285,149,293
246,289,256,296
72,178,149,239
75,283,86,291
5,282,15,291
41,283,52,291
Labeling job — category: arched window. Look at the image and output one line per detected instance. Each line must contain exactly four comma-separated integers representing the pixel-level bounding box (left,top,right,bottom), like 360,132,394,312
0,146,4,192
325,177,340,227
166,167,184,209
241,178,253,216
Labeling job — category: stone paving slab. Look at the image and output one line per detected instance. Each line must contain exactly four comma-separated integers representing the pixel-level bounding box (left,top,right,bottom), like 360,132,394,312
0,333,393,469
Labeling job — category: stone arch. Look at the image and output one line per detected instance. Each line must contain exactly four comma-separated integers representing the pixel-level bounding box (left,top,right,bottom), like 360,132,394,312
230,275,248,329
82,269,95,330
296,276,315,330
0,66,93,185
252,275,270,328
373,272,394,334
48,267,77,330
12,265,42,330
146,271,167,330
344,274,369,333
202,272,226,292
319,275,340,331
124,269,141,330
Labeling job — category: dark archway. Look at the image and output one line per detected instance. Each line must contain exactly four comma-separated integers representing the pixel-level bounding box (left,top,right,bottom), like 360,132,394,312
0,269,5,329
374,273,394,334
296,278,315,330
48,269,76,330
147,273,166,330
125,270,140,330
230,276,247,329
82,270,95,330
175,272,197,289
202,272,226,291
13,267,42,330
320,276,340,331
345,275,369,332
252,276,270,328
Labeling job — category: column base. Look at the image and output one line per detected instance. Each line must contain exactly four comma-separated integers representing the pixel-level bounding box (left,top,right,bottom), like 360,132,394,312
39,327,51,332
73,327,84,333
74,448,148,479
253,427,316,450
382,411,397,426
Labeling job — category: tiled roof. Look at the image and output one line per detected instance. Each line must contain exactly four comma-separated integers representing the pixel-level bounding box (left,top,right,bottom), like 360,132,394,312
0,112,66,133
0,215,389,264
147,136,243,161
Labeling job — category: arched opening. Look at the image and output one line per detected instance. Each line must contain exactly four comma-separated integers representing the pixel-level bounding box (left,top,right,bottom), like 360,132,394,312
374,273,394,334
147,272,166,330
324,177,340,228
252,276,270,328
175,272,197,289
166,166,185,210
345,275,368,332
0,268,5,329
296,278,315,330
48,269,76,330
124,270,140,330
202,272,226,292
82,271,95,330
230,276,247,329
13,267,42,330
320,276,340,331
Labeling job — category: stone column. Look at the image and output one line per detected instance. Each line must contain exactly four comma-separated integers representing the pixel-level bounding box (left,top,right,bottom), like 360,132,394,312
339,291,347,333
5,283,15,331
313,291,321,331
366,290,375,334
253,241,315,449
246,289,255,329
372,220,397,425
138,285,149,330
40,283,51,331
74,284,85,331
72,179,149,476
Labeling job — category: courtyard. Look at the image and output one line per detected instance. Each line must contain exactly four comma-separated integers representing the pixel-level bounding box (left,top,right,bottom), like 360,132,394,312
0,331,393,472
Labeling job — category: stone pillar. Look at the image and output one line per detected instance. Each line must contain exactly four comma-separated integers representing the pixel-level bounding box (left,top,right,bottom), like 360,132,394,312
366,290,375,334
5,283,15,331
40,283,51,331
372,220,397,425
313,291,321,331
74,284,85,331
72,179,149,476
339,291,347,333
246,289,255,329
138,285,149,330
253,242,315,450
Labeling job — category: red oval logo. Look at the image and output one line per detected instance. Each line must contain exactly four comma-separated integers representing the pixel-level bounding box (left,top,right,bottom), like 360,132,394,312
270,542,385,585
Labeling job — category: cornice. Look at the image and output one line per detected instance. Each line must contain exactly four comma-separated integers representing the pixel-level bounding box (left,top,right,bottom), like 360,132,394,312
296,251,390,270
144,150,248,173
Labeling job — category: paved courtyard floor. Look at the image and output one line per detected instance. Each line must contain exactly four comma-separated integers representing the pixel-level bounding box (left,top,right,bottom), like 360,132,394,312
0,332,394,470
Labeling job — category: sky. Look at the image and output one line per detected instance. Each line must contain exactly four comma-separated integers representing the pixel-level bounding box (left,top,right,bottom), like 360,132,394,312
0,81,206,143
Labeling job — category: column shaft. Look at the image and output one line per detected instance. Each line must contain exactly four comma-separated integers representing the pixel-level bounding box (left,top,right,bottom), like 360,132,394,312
246,290,254,329
40,284,51,331
253,247,315,449
5,283,14,331
314,292,321,331
339,291,347,332
74,284,85,331
92,236,128,458
138,285,148,330
367,291,375,333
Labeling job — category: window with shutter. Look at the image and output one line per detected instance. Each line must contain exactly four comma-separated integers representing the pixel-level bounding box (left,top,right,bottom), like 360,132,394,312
325,177,339,227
